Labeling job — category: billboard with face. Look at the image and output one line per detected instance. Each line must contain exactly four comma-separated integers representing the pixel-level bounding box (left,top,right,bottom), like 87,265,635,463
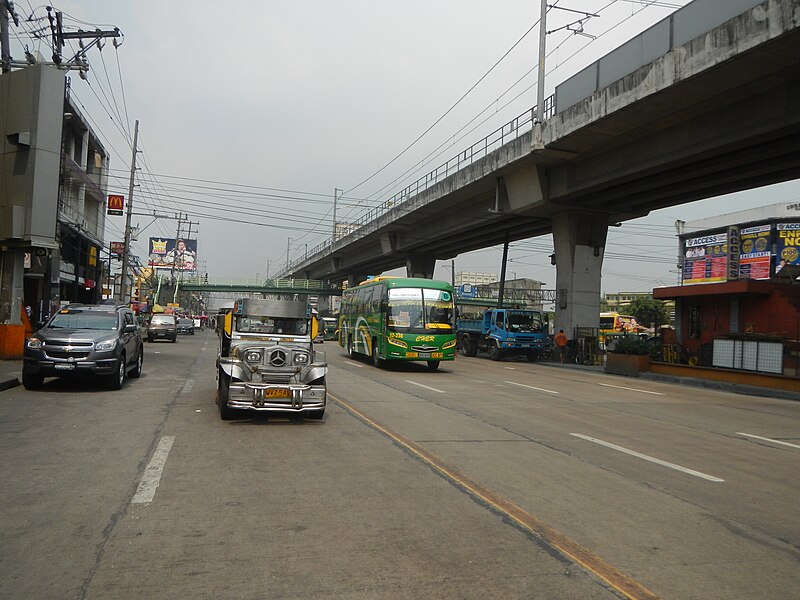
148,238,198,271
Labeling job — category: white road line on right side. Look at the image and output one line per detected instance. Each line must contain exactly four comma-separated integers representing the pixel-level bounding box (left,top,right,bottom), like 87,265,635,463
570,433,725,482
737,432,800,449
598,383,664,396
346,361,366,368
506,381,559,395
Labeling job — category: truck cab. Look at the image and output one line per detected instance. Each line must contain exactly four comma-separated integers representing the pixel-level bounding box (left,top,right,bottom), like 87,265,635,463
216,298,327,420
458,308,549,361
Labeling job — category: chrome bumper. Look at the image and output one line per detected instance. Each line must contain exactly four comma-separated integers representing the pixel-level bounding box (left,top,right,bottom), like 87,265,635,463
227,382,326,412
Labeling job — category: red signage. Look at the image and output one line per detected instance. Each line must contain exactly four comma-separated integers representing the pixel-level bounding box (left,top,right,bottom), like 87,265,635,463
110,241,125,255
107,194,125,216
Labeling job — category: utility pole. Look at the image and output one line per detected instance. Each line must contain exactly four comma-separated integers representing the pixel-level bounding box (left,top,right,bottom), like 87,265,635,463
332,188,342,244
119,120,139,303
536,0,547,123
1,0,16,73
286,237,292,272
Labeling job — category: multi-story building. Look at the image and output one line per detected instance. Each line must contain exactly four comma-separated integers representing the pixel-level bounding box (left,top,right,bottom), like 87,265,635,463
454,271,498,286
0,65,109,357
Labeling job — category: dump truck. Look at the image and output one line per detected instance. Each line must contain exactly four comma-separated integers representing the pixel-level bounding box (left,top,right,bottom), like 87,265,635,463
457,308,549,361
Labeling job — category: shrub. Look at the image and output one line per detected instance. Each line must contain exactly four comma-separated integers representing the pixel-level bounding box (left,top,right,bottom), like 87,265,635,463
610,337,651,355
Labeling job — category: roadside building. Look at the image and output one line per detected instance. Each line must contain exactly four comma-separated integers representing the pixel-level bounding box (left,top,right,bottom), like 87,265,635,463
0,65,109,357
653,204,800,376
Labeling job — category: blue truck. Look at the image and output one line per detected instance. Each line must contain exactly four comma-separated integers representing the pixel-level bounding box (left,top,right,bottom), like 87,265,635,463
457,308,549,361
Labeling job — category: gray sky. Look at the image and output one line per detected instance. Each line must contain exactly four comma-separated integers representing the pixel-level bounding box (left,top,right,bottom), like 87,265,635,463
9,0,799,294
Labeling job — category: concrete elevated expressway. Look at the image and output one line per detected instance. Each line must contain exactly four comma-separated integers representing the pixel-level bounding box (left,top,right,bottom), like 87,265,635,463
285,0,800,333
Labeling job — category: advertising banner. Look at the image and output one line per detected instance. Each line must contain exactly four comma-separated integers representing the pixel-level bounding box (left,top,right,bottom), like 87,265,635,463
110,241,125,255
682,232,728,284
776,223,800,273
148,238,198,271
739,224,772,280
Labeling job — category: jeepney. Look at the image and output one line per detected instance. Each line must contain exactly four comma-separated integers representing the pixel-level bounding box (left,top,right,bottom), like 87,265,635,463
216,298,327,420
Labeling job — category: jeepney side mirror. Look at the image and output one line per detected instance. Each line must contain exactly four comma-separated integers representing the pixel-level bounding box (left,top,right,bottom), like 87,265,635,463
311,317,322,343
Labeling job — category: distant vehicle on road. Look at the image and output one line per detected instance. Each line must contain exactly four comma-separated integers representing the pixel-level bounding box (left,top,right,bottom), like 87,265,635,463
321,317,338,341
147,314,177,343
457,308,549,361
22,303,143,390
177,318,195,335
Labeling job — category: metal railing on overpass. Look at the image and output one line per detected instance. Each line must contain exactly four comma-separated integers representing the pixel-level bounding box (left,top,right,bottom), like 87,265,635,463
178,277,341,295
283,95,555,276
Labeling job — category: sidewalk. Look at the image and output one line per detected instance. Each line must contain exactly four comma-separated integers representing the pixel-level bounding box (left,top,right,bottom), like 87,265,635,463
0,359,21,391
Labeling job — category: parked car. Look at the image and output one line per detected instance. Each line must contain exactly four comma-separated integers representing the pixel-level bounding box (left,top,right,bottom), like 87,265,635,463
147,314,178,342
177,317,195,335
22,303,144,390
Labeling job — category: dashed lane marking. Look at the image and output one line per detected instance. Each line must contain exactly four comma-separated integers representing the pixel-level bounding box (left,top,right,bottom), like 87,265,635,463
598,383,664,396
737,432,800,449
571,433,724,482
505,381,559,395
131,436,175,505
405,380,446,394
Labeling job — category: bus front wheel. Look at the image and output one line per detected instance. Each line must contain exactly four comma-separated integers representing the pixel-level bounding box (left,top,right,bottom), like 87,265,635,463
427,360,440,371
372,341,383,368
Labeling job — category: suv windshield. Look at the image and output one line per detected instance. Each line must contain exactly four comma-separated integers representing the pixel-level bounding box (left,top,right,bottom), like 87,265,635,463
48,310,118,330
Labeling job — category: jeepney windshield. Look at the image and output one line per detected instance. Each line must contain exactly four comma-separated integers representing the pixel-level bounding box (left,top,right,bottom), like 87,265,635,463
387,288,453,333
506,311,544,333
236,316,308,335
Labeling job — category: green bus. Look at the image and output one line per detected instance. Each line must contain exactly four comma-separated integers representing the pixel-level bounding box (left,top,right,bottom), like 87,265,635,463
339,276,456,370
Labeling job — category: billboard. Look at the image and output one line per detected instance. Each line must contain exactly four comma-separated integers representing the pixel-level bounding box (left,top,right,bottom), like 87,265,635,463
682,231,728,284
776,223,800,273
739,224,772,280
148,238,198,271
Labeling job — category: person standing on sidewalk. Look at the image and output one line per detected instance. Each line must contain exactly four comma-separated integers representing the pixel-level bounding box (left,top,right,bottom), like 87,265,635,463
554,329,569,363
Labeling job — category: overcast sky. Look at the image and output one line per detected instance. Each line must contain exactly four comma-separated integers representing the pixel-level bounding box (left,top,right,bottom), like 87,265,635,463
9,0,800,295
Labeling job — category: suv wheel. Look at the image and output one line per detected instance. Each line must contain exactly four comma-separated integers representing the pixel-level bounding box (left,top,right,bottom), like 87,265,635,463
129,348,143,378
218,370,236,420
107,354,126,390
22,370,44,390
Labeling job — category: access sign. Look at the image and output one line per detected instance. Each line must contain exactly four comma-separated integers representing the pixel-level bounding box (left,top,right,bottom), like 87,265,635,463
107,194,125,216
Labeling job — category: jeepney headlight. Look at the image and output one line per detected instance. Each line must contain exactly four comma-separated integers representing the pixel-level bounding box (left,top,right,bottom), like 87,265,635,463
442,339,456,350
27,337,42,349
293,352,309,364
244,350,262,363
387,337,408,349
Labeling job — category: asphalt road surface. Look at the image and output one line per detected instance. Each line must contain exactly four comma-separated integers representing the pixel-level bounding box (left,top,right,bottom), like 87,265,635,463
1,331,798,599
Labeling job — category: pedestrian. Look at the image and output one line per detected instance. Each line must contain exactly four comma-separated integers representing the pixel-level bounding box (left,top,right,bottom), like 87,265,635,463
554,329,568,363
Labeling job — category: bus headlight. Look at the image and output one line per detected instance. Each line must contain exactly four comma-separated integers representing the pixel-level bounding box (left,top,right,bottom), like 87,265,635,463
387,337,408,349
442,339,456,350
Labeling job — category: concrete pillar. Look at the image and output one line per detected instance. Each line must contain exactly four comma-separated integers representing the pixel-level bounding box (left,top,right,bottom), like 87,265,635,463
405,255,435,279
551,211,609,336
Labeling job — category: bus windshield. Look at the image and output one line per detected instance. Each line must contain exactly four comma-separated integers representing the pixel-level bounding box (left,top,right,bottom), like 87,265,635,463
387,288,453,333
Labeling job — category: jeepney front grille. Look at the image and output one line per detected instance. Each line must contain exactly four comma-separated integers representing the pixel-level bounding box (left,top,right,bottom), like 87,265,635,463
269,349,287,367
259,372,292,384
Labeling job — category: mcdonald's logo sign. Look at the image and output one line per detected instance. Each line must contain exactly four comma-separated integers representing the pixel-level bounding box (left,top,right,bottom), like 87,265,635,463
107,194,125,216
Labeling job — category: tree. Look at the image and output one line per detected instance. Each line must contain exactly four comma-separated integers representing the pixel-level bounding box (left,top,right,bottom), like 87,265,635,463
628,297,669,329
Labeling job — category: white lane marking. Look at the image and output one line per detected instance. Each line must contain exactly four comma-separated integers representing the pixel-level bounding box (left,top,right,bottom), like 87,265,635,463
182,378,194,394
405,380,446,394
598,383,664,396
571,433,724,482
737,432,800,449
346,361,366,368
506,381,559,395
132,436,176,504
505,367,516,370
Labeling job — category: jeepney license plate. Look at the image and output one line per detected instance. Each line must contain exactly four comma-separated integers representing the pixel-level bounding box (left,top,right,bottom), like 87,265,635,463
265,388,290,398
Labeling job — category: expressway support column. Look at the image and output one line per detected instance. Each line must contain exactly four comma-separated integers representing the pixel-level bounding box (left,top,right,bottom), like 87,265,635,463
551,212,608,337
405,255,435,279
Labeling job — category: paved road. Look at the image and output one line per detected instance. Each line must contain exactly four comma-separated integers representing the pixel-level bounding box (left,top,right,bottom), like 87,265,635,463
1,332,798,599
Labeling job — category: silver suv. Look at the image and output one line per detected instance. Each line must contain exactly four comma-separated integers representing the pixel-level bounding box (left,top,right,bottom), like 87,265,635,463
23,304,144,390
